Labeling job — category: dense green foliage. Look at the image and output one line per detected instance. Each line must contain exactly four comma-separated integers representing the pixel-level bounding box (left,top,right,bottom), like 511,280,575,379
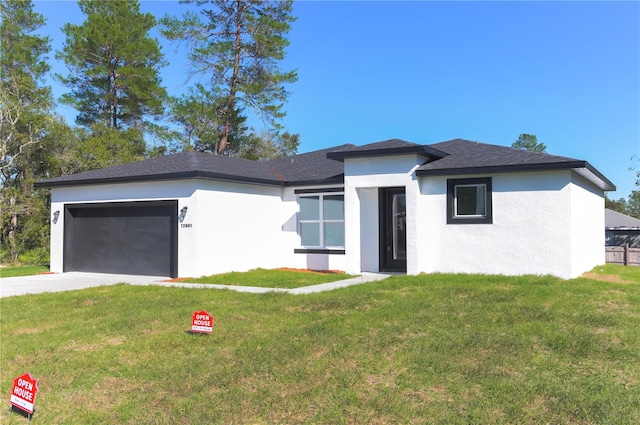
0,0,74,264
1,271,639,423
161,0,299,155
511,133,547,152
606,190,640,219
0,1,299,263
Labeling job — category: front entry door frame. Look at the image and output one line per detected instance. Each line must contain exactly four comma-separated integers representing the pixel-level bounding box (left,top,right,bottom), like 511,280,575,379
379,187,407,272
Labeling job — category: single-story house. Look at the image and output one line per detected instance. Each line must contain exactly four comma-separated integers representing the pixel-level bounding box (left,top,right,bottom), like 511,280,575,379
605,208,640,248
35,138,615,280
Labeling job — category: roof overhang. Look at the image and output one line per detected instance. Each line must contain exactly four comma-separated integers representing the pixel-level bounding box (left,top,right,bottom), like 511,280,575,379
571,164,616,191
327,145,448,162
33,171,287,189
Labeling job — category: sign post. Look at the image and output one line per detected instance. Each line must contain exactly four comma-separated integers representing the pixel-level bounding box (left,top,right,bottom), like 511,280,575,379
191,310,214,334
10,373,38,419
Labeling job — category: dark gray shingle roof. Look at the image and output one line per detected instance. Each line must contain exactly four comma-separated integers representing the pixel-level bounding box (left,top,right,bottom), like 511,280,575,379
415,139,615,190
35,138,615,191
327,138,448,161
418,139,585,172
266,144,352,184
35,151,288,187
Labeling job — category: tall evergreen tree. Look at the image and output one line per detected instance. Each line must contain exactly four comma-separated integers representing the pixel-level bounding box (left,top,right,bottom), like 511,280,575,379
511,133,547,153
0,0,71,263
57,0,167,135
162,0,298,155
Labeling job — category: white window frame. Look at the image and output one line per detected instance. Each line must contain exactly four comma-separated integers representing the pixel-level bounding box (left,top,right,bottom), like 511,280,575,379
298,193,345,249
454,184,487,218
447,177,493,224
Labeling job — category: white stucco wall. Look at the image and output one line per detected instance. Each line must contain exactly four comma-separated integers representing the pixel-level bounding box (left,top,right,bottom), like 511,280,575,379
48,160,606,280
184,180,281,276
413,170,605,279
343,155,424,275
49,180,197,275
186,181,347,277
49,179,347,277
568,174,606,277
340,158,606,279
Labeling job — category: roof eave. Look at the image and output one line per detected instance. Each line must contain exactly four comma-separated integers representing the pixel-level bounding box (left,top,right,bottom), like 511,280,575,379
574,163,616,191
34,171,287,189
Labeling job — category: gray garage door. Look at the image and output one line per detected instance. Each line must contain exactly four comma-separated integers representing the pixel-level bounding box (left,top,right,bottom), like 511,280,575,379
64,201,178,277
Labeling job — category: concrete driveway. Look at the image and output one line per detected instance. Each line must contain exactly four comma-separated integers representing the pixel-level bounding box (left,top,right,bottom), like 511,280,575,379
0,272,167,298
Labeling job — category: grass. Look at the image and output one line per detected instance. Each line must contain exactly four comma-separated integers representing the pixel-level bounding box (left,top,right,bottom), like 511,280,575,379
1,268,639,424
0,265,49,278
586,263,640,283
182,267,355,289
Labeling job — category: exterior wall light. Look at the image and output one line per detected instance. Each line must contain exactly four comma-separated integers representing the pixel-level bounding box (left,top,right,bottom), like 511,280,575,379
52,210,60,224
179,206,188,223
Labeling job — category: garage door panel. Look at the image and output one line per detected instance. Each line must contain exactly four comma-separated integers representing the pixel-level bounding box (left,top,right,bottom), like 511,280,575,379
64,202,177,277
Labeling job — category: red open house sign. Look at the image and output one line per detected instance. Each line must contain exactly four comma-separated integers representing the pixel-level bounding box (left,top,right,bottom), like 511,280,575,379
191,310,214,334
10,373,38,415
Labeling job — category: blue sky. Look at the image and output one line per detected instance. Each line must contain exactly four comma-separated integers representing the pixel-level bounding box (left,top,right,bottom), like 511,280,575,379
35,1,640,198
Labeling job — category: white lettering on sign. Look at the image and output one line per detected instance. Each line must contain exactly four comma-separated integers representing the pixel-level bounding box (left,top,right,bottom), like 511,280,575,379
13,386,33,401
17,379,33,391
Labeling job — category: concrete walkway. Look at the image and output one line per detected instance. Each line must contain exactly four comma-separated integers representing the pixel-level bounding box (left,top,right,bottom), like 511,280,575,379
0,271,392,298
150,272,392,294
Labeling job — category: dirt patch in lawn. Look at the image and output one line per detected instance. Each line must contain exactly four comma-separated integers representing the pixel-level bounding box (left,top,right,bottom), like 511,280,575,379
582,272,631,284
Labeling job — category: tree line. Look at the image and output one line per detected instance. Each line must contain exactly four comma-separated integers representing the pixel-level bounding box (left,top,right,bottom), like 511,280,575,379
1,0,298,264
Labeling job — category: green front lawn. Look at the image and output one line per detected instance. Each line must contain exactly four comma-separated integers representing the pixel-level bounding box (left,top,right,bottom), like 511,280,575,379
1,269,639,424
586,263,640,283
0,265,49,278
183,267,355,289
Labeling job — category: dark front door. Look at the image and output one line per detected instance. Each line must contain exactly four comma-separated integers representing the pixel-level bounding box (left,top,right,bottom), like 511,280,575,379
64,201,178,277
380,187,407,272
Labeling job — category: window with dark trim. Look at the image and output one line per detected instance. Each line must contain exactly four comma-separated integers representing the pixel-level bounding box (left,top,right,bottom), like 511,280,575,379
298,193,345,248
447,178,492,224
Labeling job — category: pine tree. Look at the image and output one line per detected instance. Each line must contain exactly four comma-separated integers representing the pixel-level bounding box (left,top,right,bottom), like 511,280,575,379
511,133,547,153
162,0,298,155
57,0,167,133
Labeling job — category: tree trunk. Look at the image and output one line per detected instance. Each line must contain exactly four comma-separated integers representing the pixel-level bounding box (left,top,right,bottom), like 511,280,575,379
217,0,243,155
9,195,18,263
112,71,119,129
